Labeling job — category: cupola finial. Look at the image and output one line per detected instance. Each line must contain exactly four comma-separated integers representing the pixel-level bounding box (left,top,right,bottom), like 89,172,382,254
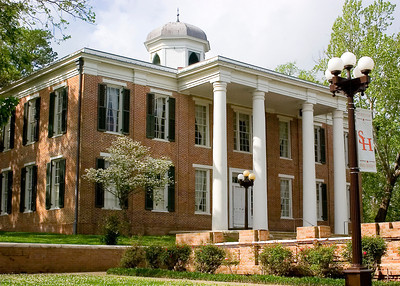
177,8,180,22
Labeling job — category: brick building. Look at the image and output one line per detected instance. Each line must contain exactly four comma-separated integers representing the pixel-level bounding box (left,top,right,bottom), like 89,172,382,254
0,20,350,235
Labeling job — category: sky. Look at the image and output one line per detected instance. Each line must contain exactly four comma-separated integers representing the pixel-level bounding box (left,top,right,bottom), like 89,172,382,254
52,0,400,72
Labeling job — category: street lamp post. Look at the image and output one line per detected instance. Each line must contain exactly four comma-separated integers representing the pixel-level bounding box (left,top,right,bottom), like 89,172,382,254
326,52,374,286
237,170,255,230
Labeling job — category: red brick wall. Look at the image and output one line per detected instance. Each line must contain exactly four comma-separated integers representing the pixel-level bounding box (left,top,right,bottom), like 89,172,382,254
0,243,127,274
0,70,338,235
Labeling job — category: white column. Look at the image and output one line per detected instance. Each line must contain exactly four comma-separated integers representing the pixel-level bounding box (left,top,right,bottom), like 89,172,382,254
333,110,348,234
302,102,317,226
252,91,268,230
212,81,228,230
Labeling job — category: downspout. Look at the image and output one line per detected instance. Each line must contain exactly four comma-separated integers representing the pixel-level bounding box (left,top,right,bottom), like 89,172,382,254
73,57,84,235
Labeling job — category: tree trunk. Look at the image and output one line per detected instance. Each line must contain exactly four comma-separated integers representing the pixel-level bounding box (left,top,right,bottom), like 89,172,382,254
374,184,394,222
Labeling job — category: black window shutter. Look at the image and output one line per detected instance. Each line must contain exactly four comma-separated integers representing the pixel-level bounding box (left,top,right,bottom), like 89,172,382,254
31,165,37,211
9,111,15,149
45,163,52,210
122,89,130,134
320,128,326,164
95,158,105,208
58,159,66,208
0,173,2,213
20,167,26,213
34,98,40,142
61,87,68,133
22,102,28,145
322,183,328,221
0,126,4,152
48,92,55,137
146,94,155,138
167,166,175,212
168,97,175,142
145,187,153,210
7,171,13,214
98,84,107,131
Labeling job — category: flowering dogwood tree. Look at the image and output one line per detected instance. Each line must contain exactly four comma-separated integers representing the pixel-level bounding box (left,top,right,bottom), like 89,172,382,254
84,136,173,210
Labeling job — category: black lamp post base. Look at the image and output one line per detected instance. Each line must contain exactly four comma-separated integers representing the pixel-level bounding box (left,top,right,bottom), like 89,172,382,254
344,267,373,286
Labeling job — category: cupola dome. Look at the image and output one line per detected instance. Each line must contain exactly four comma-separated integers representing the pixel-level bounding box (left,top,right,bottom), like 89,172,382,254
144,20,210,68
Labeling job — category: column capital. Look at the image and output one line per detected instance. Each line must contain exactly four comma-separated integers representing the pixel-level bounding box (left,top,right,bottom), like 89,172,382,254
302,102,314,112
212,81,228,93
333,109,344,119
252,90,265,101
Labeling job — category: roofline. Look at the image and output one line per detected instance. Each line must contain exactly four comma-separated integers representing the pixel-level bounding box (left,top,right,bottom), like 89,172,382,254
178,55,331,93
1,47,332,97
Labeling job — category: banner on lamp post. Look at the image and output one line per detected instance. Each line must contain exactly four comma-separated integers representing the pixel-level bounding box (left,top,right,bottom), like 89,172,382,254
355,108,377,173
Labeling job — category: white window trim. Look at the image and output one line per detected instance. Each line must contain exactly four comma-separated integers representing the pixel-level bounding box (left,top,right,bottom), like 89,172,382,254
105,85,124,134
233,109,253,153
102,78,127,87
194,102,210,147
150,88,172,96
25,93,39,102
279,119,292,159
153,94,169,141
316,179,325,221
0,171,10,215
52,82,67,91
24,161,36,167
279,175,293,219
194,168,211,215
24,165,34,213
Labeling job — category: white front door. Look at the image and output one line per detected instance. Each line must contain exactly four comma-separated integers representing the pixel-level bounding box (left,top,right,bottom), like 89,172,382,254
230,170,253,229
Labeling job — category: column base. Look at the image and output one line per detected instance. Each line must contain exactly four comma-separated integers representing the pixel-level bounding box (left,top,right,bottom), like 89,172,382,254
344,267,373,286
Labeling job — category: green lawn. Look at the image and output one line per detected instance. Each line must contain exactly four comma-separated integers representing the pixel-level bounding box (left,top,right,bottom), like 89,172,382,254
0,231,175,246
0,274,222,286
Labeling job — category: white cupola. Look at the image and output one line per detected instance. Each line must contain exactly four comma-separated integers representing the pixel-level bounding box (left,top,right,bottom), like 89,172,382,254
144,18,210,69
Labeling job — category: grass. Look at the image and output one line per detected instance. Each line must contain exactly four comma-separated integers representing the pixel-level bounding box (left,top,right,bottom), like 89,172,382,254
108,268,400,286
0,231,175,246
0,273,220,285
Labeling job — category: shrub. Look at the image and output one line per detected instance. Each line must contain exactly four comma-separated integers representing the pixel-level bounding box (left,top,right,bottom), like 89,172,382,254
194,244,225,274
145,245,164,269
259,244,293,276
161,244,191,271
101,214,120,245
120,244,146,268
343,236,387,274
297,242,339,277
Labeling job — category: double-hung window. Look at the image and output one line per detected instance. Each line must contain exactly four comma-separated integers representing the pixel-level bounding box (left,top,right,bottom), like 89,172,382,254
344,132,349,167
48,87,68,137
195,103,209,146
0,111,15,152
279,175,293,219
316,181,328,221
0,170,13,215
146,93,175,141
234,111,252,152
98,84,130,134
145,166,175,212
279,120,291,158
23,97,41,145
314,126,326,163
94,157,121,210
195,169,210,214
20,165,37,212
46,158,66,210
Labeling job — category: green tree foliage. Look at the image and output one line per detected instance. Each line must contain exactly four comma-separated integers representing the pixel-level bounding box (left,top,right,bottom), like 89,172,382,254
0,96,18,129
84,136,173,211
0,0,95,126
275,61,321,84
315,0,400,222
